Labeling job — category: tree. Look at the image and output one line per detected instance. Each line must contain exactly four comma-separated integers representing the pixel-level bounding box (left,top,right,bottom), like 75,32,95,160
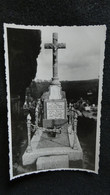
7,28,41,104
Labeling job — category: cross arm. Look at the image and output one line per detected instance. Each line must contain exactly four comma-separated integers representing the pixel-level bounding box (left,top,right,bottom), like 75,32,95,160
58,43,66,49
44,43,53,49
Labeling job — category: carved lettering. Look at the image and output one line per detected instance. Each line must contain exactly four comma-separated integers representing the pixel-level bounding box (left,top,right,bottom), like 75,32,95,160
47,102,65,119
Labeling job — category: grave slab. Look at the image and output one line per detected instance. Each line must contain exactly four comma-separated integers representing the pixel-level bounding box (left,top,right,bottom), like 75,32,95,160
22,126,83,167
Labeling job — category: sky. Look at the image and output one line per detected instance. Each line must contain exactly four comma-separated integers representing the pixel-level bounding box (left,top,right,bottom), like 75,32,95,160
35,26,106,81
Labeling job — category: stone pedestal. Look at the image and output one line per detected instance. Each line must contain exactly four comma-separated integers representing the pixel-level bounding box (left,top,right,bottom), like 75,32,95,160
49,85,61,99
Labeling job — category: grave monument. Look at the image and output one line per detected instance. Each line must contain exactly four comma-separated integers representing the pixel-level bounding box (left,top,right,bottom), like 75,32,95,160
42,32,67,129
22,33,83,171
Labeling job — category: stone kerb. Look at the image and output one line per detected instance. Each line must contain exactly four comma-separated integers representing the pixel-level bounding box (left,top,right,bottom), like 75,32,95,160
22,128,83,166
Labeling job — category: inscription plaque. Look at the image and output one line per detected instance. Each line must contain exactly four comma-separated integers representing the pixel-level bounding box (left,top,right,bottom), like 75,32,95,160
47,101,65,119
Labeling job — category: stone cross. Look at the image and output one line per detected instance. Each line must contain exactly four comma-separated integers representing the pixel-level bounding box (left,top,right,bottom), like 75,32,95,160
44,33,66,85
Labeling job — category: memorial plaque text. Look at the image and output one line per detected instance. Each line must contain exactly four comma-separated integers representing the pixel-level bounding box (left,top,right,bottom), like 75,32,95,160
47,101,65,119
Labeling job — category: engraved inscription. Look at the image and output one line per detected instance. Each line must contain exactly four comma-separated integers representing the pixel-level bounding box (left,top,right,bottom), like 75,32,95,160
47,101,65,119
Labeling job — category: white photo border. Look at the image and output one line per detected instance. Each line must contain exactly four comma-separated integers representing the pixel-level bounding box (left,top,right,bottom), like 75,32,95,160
4,23,106,180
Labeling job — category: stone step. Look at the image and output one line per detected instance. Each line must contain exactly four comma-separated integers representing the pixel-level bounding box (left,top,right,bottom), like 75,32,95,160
36,155,69,170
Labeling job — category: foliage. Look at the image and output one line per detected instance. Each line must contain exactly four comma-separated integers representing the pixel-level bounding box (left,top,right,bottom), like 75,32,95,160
30,79,99,104
7,28,41,104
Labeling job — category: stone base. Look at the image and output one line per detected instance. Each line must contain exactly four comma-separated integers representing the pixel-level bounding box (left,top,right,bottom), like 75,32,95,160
36,155,69,170
43,119,68,128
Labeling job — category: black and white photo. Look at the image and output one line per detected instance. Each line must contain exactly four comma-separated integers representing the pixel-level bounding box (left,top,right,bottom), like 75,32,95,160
4,24,106,180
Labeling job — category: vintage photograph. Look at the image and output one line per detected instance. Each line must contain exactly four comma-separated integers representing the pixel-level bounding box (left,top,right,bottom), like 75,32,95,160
4,24,106,180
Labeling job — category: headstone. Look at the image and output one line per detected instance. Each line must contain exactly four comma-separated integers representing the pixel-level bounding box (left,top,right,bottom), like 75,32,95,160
46,100,65,119
43,99,67,128
42,33,67,129
22,32,83,170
